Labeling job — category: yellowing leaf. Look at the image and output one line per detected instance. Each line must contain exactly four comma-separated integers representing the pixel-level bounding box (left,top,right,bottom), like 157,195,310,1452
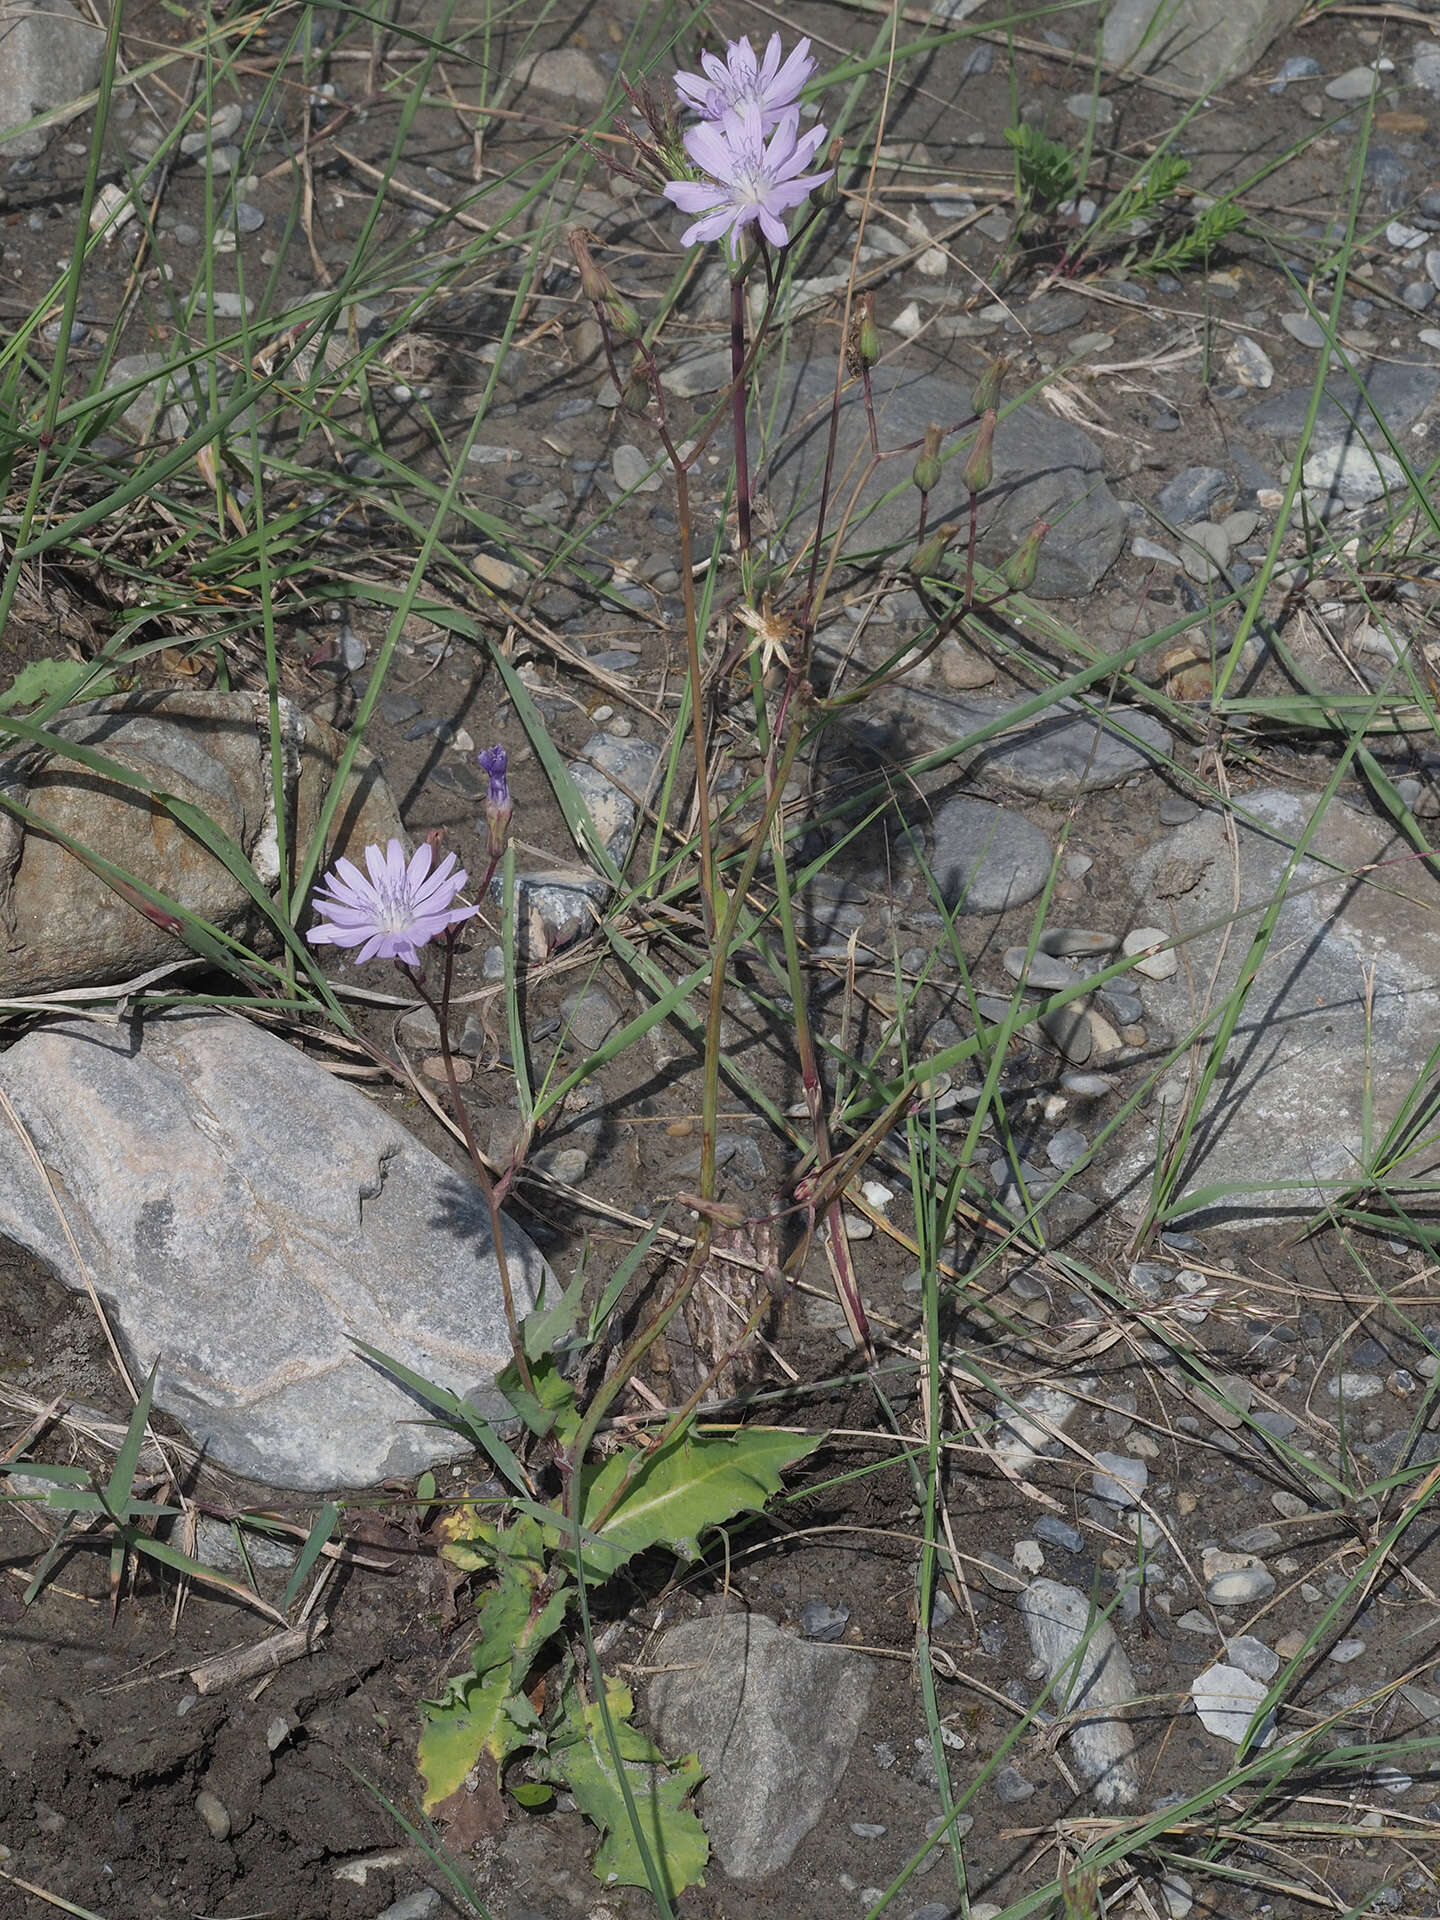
418,1667,527,1809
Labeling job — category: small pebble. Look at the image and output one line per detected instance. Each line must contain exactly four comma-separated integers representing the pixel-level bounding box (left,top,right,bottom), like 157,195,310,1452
1280,311,1327,348
800,1599,850,1641
1047,1126,1089,1171
1034,1515,1083,1554
1123,927,1177,979
195,1790,231,1841
1329,1638,1366,1664
1092,1452,1147,1508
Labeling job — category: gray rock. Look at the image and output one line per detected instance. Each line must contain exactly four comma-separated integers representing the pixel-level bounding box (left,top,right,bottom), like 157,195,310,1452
565,732,660,866
516,47,608,105
996,1384,1080,1472
377,1892,442,1920
1048,1126,1090,1170
993,1764,1036,1801
558,986,623,1054
1191,1662,1276,1746
98,352,199,440
1034,1514,1083,1554
1018,1579,1138,1806
1040,927,1119,958
1100,0,1306,92
612,443,661,493
1226,1634,1280,1682
660,349,734,398
1280,311,1327,348
0,1012,551,1488
1245,359,1439,454
760,361,1127,597
1206,1565,1275,1605
1325,64,1380,100
799,1600,850,1641
1093,1452,1148,1507
929,797,1054,915
1413,47,1440,94
500,869,609,955
854,686,1171,801
1041,1006,1093,1064
1112,788,1440,1225
0,690,401,996
1303,442,1406,510
1268,53,1321,90
0,0,104,156
1004,946,1077,991
1156,466,1229,523
645,1614,873,1879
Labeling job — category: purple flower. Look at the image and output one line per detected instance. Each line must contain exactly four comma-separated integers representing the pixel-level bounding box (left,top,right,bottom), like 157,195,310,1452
664,104,832,259
477,744,509,808
306,838,476,966
674,33,814,130
477,744,513,859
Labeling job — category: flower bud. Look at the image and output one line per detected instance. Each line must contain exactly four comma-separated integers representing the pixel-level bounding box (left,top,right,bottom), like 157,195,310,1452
620,354,651,414
961,409,995,496
813,136,844,208
477,745,512,861
1001,517,1048,593
605,291,643,343
971,356,1007,417
844,289,880,377
912,423,943,496
568,226,610,307
908,522,957,579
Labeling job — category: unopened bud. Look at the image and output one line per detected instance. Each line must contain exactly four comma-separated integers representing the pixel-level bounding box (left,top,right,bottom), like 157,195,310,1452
568,226,609,307
620,355,651,414
477,745,512,861
909,522,957,579
605,292,643,343
961,410,995,496
912,423,943,496
1001,517,1048,593
844,288,879,374
971,356,1007,417
813,136,844,208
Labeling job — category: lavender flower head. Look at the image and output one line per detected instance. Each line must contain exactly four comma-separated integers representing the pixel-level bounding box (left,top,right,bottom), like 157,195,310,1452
664,101,831,260
306,838,476,966
674,32,814,130
477,743,513,859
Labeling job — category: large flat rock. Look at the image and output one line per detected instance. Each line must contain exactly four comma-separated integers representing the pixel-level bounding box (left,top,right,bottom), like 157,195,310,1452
1101,0,1305,92
1244,360,1438,455
0,690,401,994
0,1011,551,1487
758,361,1127,598
645,1613,873,1879
1109,789,1440,1226
0,0,103,157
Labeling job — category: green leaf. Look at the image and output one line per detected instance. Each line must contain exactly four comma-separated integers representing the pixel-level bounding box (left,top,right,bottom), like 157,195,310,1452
542,1679,707,1893
0,657,118,711
495,1350,580,1444
418,1666,529,1810
509,1780,554,1809
561,1428,820,1580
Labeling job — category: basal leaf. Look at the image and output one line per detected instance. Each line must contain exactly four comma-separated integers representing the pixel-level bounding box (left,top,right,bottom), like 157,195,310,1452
419,1666,528,1810
543,1680,707,1894
561,1428,819,1580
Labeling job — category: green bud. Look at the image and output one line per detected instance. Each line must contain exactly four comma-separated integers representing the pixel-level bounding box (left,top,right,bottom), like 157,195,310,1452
620,354,651,415
961,410,995,496
1001,516,1048,593
971,356,1007,416
912,423,944,496
605,292,643,343
813,136,844,209
909,522,957,579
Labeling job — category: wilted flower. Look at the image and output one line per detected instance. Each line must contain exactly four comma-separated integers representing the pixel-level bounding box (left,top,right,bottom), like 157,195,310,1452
675,33,815,130
307,839,477,966
664,103,832,260
477,744,513,859
1001,517,1049,593
962,409,996,496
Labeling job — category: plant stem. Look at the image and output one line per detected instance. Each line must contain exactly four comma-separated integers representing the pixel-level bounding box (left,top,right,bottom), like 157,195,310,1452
731,273,752,566
403,939,535,1401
